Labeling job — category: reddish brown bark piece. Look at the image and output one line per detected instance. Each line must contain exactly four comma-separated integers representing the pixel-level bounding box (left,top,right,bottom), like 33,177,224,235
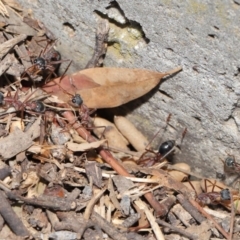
43,67,182,109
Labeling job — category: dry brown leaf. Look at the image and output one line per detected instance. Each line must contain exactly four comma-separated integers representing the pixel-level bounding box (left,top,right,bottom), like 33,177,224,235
43,67,182,109
66,139,107,152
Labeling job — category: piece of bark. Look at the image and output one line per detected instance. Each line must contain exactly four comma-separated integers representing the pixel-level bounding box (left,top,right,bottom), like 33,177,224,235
0,127,33,159
172,203,194,227
0,34,26,59
0,162,11,180
0,53,12,76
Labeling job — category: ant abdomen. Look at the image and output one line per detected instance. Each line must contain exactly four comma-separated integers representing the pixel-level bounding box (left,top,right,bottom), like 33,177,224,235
158,140,175,156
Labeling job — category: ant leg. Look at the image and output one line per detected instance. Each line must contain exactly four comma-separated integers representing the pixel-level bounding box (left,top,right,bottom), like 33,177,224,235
39,117,45,145
145,113,172,152
139,149,157,159
88,125,106,139
59,61,72,82
44,70,58,84
205,179,223,193
181,127,187,144
186,180,198,199
35,38,53,56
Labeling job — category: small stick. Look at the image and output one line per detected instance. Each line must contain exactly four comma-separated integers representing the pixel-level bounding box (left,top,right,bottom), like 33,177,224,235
83,187,106,220
91,211,128,240
135,199,165,240
189,198,230,239
229,191,235,240
156,219,198,240
177,194,205,223
6,191,78,211
0,190,29,237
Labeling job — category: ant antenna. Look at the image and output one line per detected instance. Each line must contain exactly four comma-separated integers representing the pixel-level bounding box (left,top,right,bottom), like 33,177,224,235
59,60,72,82
145,113,172,150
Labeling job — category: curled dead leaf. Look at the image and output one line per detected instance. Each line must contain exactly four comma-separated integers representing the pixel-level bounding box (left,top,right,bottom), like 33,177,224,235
66,139,107,152
43,67,182,109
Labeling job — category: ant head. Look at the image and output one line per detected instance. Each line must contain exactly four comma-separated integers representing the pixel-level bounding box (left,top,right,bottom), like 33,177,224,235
225,156,235,168
71,94,83,107
220,188,230,201
158,140,175,156
33,101,45,113
33,57,46,70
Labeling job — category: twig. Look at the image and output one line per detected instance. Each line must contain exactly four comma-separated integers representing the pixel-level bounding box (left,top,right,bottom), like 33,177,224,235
135,199,165,240
156,219,198,240
91,211,128,240
6,191,78,211
0,190,29,237
84,187,106,220
177,194,205,223
108,177,121,210
229,192,235,240
189,198,230,239
56,211,93,238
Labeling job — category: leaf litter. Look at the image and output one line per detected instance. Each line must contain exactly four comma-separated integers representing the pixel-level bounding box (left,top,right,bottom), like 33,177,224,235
0,2,239,240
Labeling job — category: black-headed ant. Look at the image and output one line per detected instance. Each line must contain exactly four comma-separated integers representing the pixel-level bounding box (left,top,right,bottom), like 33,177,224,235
138,114,187,167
